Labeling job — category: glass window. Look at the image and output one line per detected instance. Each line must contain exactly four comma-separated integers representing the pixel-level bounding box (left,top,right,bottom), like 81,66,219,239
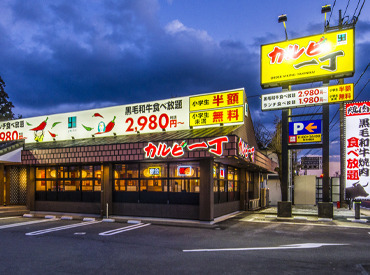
46,181,57,191
94,180,101,191
81,166,93,178
141,179,166,192
169,180,182,192
64,180,80,191
36,168,45,179
127,180,138,191
82,180,93,191
36,181,46,191
58,166,68,178
220,180,226,192
94,165,102,179
169,179,199,193
69,166,79,178
213,163,218,179
115,180,125,191
114,164,139,179
58,180,64,191
46,167,57,178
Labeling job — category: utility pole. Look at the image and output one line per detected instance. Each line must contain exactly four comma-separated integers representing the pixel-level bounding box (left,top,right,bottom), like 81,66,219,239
338,9,346,207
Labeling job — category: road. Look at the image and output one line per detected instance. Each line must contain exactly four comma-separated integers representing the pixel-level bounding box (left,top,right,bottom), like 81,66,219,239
0,215,369,274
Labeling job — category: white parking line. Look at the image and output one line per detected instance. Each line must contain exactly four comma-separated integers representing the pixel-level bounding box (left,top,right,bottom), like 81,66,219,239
0,218,58,230
26,220,101,236
183,243,349,253
99,223,150,236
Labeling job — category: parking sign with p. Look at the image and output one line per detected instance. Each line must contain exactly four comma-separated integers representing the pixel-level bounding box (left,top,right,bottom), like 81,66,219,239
289,120,322,143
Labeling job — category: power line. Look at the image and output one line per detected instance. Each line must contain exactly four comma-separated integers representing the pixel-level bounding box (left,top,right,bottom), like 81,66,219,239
352,0,362,19
356,0,366,20
354,79,370,100
343,0,351,18
328,0,337,25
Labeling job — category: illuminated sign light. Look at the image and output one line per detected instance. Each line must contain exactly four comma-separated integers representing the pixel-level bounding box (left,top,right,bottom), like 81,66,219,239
261,83,354,111
143,167,161,177
261,29,354,88
345,101,370,199
177,166,194,176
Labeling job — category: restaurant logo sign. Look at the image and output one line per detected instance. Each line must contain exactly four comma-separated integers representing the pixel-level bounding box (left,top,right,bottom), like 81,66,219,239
143,136,229,159
238,138,255,162
345,101,370,199
261,28,354,88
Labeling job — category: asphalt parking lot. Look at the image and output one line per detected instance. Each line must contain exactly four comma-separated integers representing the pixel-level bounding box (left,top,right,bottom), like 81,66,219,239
0,213,369,274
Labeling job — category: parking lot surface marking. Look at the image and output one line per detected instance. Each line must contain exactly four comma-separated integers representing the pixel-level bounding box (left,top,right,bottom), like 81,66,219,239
26,220,101,236
0,218,58,230
99,223,150,236
183,243,349,253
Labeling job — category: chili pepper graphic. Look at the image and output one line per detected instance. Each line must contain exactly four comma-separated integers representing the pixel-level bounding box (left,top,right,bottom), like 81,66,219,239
93,113,104,118
51,122,61,129
48,131,57,138
82,124,94,131
30,117,48,131
95,116,116,135
26,122,32,126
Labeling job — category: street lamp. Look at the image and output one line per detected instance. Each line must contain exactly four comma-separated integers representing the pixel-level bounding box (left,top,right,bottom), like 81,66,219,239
278,14,288,40
321,4,331,30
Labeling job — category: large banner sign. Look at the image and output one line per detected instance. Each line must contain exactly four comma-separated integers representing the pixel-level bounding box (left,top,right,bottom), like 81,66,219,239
345,101,370,200
261,28,355,88
0,88,245,144
261,83,354,111
189,89,245,127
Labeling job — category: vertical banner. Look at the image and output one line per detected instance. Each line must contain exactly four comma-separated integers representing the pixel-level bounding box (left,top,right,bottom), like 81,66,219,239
345,101,370,199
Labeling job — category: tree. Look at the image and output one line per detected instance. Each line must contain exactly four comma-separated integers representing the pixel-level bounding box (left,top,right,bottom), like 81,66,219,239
254,121,273,149
0,76,15,121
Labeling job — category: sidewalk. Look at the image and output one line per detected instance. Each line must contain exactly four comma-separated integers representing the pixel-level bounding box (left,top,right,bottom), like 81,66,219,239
247,205,370,228
0,205,368,229
0,205,29,217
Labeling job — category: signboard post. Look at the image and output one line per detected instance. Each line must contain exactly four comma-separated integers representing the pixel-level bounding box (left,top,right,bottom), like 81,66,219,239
345,101,370,200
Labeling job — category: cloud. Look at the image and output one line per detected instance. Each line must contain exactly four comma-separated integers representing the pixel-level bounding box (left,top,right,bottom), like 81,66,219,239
0,1,262,119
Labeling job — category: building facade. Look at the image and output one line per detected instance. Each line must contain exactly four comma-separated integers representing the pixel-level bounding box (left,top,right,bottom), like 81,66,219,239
0,88,277,221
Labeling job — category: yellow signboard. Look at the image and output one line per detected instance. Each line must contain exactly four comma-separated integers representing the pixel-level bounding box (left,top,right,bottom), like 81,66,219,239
261,28,355,88
297,134,322,143
190,89,244,111
328,83,354,103
190,107,244,127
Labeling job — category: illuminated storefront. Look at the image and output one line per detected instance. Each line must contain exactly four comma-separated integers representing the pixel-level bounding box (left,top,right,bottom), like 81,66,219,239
0,88,277,220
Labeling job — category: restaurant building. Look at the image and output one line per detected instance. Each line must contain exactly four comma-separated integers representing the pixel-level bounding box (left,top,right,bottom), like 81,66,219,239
0,88,277,221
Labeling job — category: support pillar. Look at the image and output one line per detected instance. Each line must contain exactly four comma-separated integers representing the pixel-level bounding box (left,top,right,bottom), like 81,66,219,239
239,168,247,210
0,164,4,205
27,166,35,211
199,158,213,221
101,164,112,218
